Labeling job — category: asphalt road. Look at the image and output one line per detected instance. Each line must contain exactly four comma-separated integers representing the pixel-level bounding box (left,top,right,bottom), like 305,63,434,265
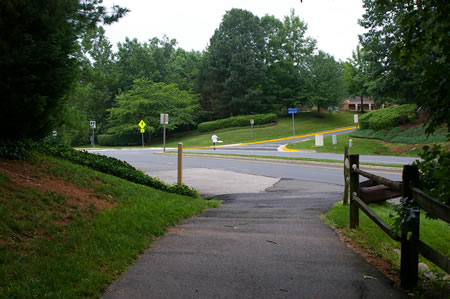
103,179,408,298
92,144,408,298
89,149,403,191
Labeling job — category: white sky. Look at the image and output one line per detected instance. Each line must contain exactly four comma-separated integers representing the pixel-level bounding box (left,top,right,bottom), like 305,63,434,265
102,0,366,61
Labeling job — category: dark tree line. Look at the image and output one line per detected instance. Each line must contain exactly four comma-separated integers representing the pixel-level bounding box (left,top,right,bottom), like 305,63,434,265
0,3,347,144
0,0,128,141
351,0,449,134
3,1,446,146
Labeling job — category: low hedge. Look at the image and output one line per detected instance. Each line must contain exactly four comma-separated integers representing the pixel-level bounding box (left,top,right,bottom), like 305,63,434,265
97,133,150,146
359,104,417,130
350,126,448,144
197,113,277,133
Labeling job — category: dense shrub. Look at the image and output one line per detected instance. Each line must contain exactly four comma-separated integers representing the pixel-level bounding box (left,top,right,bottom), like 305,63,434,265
197,113,277,133
359,104,417,130
350,126,447,144
97,133,150,146
0,139,38,160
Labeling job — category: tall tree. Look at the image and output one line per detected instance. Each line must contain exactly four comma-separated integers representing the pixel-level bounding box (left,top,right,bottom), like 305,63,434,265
359,0,449,133
261,10,316,112
342,46,371,112
167,49,203,91
0,0,127,140
114,36,177,92
200,9,266,117
305,51,347,112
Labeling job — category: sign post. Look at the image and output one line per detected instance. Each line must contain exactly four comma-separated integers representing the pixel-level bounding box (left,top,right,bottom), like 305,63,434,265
288,108,298,136
138,120,147,147
160,114,169,152
250,119,254,139
90,121,96,147
138,120,146,147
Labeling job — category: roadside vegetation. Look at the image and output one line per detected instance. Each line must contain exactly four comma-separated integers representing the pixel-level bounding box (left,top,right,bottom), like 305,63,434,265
0,155,218,298
285,129,449,157
286,105,449,157
153,111,357,148
324,201,449,297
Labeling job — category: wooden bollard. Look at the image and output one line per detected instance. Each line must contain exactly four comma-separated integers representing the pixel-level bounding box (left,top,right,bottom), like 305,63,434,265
177,142,183,186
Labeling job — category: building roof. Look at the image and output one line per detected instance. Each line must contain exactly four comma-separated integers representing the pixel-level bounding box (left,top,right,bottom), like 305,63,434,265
344,97,374,104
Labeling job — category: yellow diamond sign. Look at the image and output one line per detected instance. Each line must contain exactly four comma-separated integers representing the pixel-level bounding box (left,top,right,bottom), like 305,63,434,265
138,120,146,129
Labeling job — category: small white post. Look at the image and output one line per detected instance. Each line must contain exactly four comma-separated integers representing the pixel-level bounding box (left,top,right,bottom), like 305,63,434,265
332,135,337,145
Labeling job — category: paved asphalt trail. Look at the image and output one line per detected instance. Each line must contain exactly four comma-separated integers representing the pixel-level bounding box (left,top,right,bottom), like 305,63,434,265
103,179,407,298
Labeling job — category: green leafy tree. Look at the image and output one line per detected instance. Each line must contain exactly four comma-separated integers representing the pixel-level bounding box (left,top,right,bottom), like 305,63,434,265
360,0,449,205
359,0,449,132
107,80,201,136
200,9,266,117
342,46,371,112
0,0,127,141
114,36,177,92
305,51,347,112
261,11,316,111
167,49,203,91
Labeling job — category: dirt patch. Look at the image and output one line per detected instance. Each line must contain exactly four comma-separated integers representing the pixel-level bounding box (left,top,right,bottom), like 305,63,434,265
399,122,420,132
0,158,116,214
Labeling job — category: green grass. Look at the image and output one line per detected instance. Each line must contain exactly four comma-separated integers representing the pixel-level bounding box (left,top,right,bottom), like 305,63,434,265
324,201,450,291
0,156,218,298
286,134,395,155
150,111,357,148
284,133,445,157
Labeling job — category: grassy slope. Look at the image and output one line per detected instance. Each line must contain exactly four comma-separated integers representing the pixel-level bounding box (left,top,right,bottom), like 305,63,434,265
0,156,218,298
286,127,449,157
152,111,357,148
286,134,424,156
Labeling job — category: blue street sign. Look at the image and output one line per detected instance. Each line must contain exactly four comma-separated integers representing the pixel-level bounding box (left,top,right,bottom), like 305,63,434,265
288,108,298,114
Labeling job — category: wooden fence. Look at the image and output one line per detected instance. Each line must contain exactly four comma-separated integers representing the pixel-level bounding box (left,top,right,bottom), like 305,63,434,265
343,147,449,289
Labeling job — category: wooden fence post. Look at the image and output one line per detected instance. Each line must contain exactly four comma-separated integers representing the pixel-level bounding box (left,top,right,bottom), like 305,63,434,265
349,154,360,229
400,165,420,289
343,145,349,205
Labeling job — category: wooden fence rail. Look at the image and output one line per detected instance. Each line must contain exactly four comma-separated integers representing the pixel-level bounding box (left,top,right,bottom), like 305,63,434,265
343,151,450,290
